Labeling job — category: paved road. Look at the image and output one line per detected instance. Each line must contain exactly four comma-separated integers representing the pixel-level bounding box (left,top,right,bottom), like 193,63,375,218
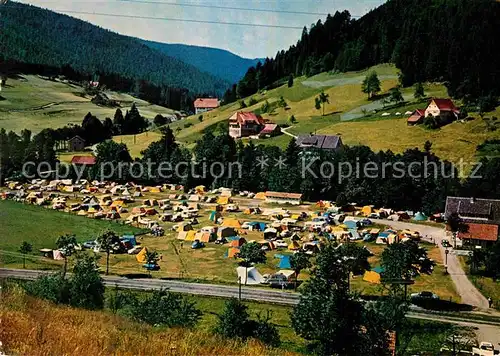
0,268,299,305
370,218,490,310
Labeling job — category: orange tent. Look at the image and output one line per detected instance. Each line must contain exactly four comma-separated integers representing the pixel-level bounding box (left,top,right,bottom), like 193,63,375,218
227,248,240,258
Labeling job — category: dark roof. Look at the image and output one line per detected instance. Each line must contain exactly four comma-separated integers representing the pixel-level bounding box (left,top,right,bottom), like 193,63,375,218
296,134,342,150
68,135,85,142
71,156,96,165
445,196,500,225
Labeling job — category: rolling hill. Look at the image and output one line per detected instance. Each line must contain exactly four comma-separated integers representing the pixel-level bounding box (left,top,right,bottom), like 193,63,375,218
154,64,500,167
0,74,176,133
0,2,230,99
143,41,263,84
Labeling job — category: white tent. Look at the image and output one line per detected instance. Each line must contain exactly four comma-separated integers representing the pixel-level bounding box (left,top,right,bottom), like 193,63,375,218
236,266,263,285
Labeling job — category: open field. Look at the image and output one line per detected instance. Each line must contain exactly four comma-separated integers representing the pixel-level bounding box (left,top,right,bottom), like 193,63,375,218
0,200,143,252
0,75,175,133
0,287,296,356
1,284,465,355
0,194,459,300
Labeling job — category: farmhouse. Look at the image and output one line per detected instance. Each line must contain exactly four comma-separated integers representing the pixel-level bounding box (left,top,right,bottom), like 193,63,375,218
229,111,266,138
445,196,500,246
265,191,302,205
68,135,86,152
194,98,219,115
258,123,281,138
296,134,343,151
425,98,460,119
407,98,460,125
407,109,426,126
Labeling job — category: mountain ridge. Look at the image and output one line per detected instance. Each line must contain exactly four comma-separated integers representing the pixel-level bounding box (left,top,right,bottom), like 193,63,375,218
142,40,264,84
0,1,230,109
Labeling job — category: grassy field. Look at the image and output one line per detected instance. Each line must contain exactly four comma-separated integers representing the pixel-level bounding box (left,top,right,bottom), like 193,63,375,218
459,257,500,311
0,199,143,252
0,286,296,356
0,197,459,300
1,284,464,355
0,75,175,133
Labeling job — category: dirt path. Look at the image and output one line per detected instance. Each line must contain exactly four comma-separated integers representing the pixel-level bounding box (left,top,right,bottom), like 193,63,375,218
371,219,490,310
281,126,298,139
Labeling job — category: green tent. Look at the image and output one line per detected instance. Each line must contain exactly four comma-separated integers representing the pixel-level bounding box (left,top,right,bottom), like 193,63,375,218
413,212,428,221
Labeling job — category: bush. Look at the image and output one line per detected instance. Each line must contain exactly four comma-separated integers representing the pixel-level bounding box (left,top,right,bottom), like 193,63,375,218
198,115,203,122
24,254,104,310
239,100,247,109
128,289,201,328
69,254,104,310
248,97,258,106
24,273,71,304
184,122,194,128
215,299,280,346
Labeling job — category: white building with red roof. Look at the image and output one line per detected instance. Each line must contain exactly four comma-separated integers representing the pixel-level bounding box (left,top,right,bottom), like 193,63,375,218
194,98,220,115
407,98,460,125
228,111,266,138
424,98,460,118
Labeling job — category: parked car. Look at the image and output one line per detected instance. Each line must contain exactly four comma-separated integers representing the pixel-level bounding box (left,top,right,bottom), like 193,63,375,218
83,240,97,249
275,240,288,248
410,291,439,301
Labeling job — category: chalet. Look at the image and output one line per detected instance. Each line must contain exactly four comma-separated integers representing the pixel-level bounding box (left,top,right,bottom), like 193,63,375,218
258,123,281,138
296,134,343,151
265,191,302,205
68,135,86,152
407,109,426,126
229,112,265,138
71,155,96,166
445,196,500,246
425,98,460,119
194,98,220,115
407,99,460,125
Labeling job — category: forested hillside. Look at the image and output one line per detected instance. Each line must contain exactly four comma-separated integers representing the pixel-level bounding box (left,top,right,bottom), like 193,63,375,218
143,41,263,84
228,0,500,102
0,2,230,109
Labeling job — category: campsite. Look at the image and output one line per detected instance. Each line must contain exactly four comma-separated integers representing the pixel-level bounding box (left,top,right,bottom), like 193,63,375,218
0,179,459,301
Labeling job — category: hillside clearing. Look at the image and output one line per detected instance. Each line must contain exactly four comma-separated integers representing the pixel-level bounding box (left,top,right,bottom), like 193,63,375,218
0,75,175,133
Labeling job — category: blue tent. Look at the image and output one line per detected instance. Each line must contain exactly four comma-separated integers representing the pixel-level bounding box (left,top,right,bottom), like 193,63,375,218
373,266,385,274
121,235,137,246
277,255,292,269
344,220,358,229
248,222,266,231
378,232,390,239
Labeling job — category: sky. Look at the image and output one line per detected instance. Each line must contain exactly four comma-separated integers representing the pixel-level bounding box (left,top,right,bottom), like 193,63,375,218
19,0,385,59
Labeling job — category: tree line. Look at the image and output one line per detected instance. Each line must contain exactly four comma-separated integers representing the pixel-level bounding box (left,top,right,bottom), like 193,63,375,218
224,0,500,105
6,125,500,215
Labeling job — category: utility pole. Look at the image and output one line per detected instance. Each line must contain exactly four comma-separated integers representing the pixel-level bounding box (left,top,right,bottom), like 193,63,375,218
238,276,242,301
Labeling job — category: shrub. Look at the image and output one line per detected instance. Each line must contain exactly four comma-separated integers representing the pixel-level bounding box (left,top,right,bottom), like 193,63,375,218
128,289,201,328
184,122,194,129
248,97,258,106
24,273,71,305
